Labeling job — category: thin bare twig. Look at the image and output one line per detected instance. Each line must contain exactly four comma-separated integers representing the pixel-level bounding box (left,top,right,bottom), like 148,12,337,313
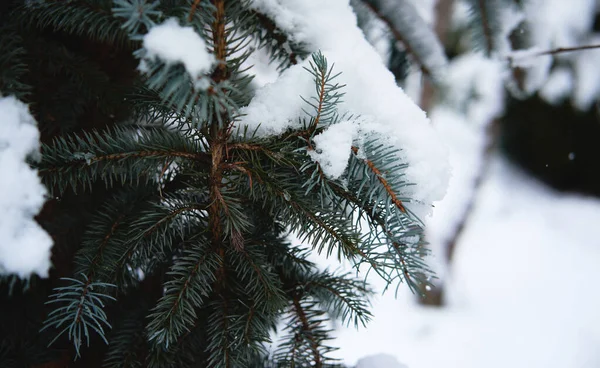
508,43,600,65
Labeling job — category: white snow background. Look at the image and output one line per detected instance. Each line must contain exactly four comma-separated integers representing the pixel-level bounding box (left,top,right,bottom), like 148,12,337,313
327,156,600,368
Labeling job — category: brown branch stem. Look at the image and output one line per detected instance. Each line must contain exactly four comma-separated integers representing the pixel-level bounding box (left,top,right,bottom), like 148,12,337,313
508,43,600,61
351,146,406,213
292,297,322,367
188,0,202,21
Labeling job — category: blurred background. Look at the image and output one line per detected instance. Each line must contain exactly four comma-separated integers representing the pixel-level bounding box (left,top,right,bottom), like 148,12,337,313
333,0,600,367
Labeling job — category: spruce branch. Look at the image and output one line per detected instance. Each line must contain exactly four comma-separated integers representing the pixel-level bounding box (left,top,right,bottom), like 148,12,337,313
292,297,323,367
274,297,337,367
465,0,506,55
38,127,208,195
239,160,363,261
205,298,234,367
301,52,345,136
146,241,220,349
245,9,308,69
228,245,287,312
41,276,116,358
188,0,203,22
328,180,426,292
41,192,152,357
351,146,406,213
361,0,448,79
18,1,134,49
304,272,373,328
0,30,31,98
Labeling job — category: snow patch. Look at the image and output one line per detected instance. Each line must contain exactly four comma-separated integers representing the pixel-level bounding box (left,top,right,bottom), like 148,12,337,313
334,158,600,368
244,0,450,212
142,18,215,84
308,121,356,179
0,95,53,278
356,353,408,368
539,67,573,104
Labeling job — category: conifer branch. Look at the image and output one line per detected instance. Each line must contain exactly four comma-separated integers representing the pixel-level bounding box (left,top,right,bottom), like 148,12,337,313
18,1,133,49
38,127,207,194
476,0,494,54
312,66,327,133
85,214,125,281
328,181,421,289
249,10,303,67
291,297,322,367
301,52,345,136
351,146,406,213
361,0,447,79
233,247,286,308
146,246,218,348
304,274,373,328
88,150,208,164
207,0,229,256
188,0,203,22
42,276,116,357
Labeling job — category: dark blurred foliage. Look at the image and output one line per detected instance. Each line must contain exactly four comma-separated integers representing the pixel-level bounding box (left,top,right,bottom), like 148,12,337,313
502,95,600,198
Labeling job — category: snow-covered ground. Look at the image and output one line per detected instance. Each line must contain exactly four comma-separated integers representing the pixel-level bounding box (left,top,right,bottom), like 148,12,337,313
335,156,600,368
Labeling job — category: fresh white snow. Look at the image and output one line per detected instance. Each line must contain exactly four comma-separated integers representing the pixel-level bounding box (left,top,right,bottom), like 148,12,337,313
539,67,574,104
356,353,407,368
308,121,356,179
0,95,53,278
141,18,215,85
243,0,450,216
329,157,600,368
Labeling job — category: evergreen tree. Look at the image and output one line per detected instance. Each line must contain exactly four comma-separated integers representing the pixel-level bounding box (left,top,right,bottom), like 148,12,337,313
5,0,596,366
0,1,444,366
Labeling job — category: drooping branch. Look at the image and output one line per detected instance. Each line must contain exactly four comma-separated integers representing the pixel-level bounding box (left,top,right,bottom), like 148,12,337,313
351,146,406,213
74,215,122,324
292,297,322,367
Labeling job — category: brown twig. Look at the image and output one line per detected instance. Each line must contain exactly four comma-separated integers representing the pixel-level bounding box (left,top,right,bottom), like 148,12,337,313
508,43,600,62
188,0,202,22
292,297,322,367
351,146,406,213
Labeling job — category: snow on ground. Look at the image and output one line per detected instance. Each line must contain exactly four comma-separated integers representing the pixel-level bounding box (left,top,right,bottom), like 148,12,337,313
329,156,600,368
0,95,52,278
